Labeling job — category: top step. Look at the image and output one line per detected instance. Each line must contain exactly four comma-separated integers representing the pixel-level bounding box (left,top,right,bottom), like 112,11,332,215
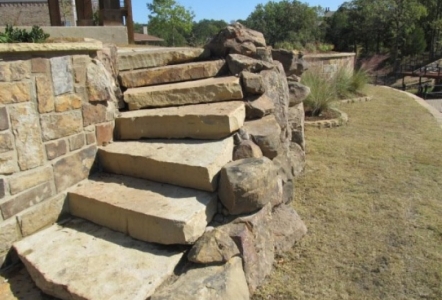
118,47,210,71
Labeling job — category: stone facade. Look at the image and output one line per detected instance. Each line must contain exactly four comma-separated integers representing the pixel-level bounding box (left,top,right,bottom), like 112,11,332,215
304,52,355,77
0,2,50,26
0,45,118,266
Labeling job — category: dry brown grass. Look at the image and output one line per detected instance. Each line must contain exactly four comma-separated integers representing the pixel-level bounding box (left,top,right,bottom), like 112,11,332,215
254,85,442,300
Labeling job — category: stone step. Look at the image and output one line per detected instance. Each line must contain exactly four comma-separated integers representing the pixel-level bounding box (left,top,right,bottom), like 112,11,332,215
115,101,245,140
69,173,217,245
98,137,234,192
124,76,243,110
117,47,209,71
119,60,228,88
13,218,184,300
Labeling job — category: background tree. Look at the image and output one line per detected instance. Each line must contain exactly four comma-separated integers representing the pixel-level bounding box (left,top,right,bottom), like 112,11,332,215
188,19,227,46
244,0,322,47
146,0,194,46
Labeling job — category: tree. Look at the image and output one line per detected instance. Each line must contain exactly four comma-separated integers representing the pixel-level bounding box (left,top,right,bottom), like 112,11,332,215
189,19,227,46
147,0,194,46
244,0,322,47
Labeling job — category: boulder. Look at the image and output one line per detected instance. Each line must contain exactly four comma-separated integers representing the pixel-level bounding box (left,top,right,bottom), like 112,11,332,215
205,22,266,58
226,54,274,75
290,142,306,177
271,204,307,254
271,49,308,76
245,94,275,120
241,71,265,95
188,228,240,264
260,63,291,148
218,157,281,215
288,102,305,149
242,115,282,159
151,257,249,300
233,140,263,160
288,81,310,106
227,204,274,293
255,46,273,62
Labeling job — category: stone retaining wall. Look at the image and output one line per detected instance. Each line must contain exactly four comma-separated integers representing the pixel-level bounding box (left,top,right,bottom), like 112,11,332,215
304,52,355,76
0,43,119,266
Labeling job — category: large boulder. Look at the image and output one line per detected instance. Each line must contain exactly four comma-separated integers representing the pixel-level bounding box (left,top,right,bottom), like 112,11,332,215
272,49,309,76
188,228,240,264
260,63,291,148
227,204,274,294
241,71,265,95
288,102,305,150
245,94,275,120
205,22,266,58
151,257,249,300
233,140,263,160
219,157,281,215
242,115,282,159
270,204,307,254
288,81,310,106
226,54,274,75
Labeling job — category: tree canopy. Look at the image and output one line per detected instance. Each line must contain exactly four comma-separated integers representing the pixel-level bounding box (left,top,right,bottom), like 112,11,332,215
244,0,323,47
147,0,194,46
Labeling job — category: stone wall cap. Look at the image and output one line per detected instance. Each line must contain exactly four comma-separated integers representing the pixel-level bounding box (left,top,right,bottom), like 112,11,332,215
304,52,356,59
0,38,102,53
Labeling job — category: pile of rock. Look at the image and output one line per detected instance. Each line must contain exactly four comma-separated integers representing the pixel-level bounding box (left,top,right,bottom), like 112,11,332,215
157,23,310,297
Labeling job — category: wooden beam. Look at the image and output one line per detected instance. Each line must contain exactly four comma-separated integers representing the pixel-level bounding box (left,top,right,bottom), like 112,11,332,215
76,0,94,25
124,0,134,44
48,0,62,26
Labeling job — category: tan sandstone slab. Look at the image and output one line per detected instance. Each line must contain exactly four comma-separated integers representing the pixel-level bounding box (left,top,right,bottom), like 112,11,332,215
124,76,244,110
119,60,227,88
115,101,245,140
117,47,209,71
98,137,234,192
69,173,217,245
14,218,184,300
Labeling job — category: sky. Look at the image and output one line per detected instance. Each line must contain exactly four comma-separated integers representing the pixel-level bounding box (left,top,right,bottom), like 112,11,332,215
133,0,345,24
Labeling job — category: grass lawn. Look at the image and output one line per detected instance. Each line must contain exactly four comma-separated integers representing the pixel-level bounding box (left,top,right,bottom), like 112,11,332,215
253,85,442,300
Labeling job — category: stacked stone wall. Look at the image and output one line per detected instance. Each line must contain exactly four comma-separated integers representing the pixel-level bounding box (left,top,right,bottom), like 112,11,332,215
0,46,118,266
304,52,355,76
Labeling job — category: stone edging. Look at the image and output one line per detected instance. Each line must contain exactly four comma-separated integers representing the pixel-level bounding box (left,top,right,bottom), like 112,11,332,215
379,86,442,129
0,39,102,53
305,108,348,128
340,96,372,104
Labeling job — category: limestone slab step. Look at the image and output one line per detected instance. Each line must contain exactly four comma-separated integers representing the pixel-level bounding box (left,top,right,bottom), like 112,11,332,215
115,101,245,140
124,76,244,110
98,137,234,192
117,47,209,71
13,218,184,300
69,173,217,245
119,60,228,88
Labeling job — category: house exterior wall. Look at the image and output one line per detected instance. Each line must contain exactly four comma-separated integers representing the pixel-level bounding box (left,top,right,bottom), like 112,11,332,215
0,44,119,267
0,2,50,26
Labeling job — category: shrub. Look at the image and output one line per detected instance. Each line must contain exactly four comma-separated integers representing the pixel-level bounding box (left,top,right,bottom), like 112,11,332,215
0,25,49,43
349,68,369,93
302,70,337,116
333,67,352,99
302,66,369,116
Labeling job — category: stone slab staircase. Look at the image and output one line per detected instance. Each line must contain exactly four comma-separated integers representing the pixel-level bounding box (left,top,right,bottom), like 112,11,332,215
13,48,247,300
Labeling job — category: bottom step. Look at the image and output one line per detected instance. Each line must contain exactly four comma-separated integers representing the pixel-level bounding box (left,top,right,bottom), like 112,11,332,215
13,219,184,300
